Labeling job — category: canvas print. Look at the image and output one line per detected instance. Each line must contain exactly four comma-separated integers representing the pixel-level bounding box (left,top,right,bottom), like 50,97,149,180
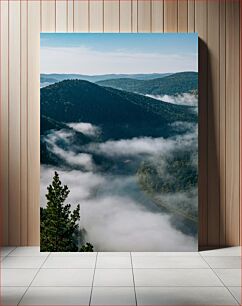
40,33,198,252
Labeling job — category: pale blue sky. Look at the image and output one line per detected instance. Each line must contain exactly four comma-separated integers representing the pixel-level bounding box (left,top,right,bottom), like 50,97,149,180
40,33,198,74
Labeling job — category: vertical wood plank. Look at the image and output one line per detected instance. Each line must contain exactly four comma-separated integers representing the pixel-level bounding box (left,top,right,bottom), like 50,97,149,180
151,0,164,32
9,0,21,246
0,0,9,245
207,0,220,246
41,0,56,32
90,0,103,32
20,0,28,245
56,0,67,32
132,0,138,32
120,0,132,32
67,0,74,32
219,0,226,246
164,0,178,32
28,0,40,245
138,0,151,32
225,0,240,246
104,0,119,32
74,0,89,32
178,0,188,32
240,0,242,248
188,0,195,32
195,0,208,248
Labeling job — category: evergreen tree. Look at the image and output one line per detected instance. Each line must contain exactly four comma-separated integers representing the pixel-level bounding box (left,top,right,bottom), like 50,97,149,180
41,171,81,251
80,242,94,252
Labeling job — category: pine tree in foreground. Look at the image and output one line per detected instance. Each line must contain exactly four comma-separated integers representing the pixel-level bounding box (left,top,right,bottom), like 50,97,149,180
40,171,93,252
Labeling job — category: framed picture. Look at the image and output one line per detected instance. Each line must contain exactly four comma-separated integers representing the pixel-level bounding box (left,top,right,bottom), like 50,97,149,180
40,33,198,252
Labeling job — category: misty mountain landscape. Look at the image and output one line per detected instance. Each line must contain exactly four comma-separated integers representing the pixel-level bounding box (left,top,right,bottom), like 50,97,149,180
40,71,198,251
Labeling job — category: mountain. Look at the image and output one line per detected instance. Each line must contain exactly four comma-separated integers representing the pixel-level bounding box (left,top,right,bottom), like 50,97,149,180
96,72,198,96
40,79,196,139
40,73,172,87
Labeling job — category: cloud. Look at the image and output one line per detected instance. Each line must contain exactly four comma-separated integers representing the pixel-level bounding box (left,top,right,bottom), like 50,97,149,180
87,127,197,158
41,166,197,251
146,93,198,106
41,123,198,251
81,194,197,251
169,121,196,133
40,166,105,208
67,122,100,137
87,137,175,157
41,46,198,75
44,129,94,170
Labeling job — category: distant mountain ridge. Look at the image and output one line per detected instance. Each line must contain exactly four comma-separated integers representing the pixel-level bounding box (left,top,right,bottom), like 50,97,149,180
96,71,198,96
40,73,172,87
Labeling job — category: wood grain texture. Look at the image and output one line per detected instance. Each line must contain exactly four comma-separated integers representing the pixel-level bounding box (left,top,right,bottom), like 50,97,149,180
56,0,67,32
104,0,119,32
151,0,164,32
120,0,132,32
219,0,226,246
225,0,240,246
67,0,74,32
178,0,188,32
90,0,103,32
74,0,89,32
131,0,138,32
188,0,195,32
207,0,220,246
0,0,9,245
164,0,178,32
241,0,242,248
20,0,28,246
138,0,151,32
41,0,56,32
9,0,21,245
27,0,40,245
0,0,241,247
195,0,208,247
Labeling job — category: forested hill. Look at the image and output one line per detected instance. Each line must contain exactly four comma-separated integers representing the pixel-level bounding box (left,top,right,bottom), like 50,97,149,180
96,71,198,96
40,79,196,139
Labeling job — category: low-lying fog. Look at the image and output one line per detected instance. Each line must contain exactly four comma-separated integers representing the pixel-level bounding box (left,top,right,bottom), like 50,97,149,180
41,115,198,251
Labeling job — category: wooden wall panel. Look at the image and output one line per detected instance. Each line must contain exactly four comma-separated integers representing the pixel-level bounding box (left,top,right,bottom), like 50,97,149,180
67,0,74,32
8,0,21,245
56,0,67,32
132,0,138,32
164,0,178,32
219,0,226,246
0,0,9,246
27,1,40,245
90,0,103,32
151,0,164,32
20,0,28,246
225,0,240,246
178,0,188,32
104,0,119,32
188,0,195,32
120,0,132,32
138,0,151,32
207,0,220,246
195,0,208,247
74,0,89,32
0,0,241,247
41,0,56,32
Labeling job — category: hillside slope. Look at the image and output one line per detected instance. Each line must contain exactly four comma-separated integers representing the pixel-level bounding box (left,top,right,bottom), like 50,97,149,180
96,71,198,96
41,79,196,139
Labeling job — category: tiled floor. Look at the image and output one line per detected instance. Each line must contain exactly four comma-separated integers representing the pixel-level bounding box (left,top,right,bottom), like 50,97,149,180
0,246,241,305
